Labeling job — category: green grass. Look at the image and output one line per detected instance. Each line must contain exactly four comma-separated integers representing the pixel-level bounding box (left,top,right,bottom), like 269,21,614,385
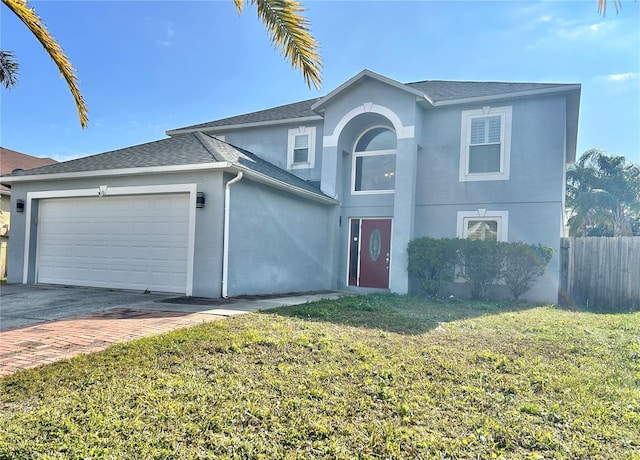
1,295,639,459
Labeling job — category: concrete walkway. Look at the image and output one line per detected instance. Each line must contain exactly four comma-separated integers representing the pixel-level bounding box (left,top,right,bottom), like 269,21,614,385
0,285,342,377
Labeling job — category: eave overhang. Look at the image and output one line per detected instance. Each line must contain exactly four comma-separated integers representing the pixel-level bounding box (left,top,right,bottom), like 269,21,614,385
418,84,582,108
1,161,338,206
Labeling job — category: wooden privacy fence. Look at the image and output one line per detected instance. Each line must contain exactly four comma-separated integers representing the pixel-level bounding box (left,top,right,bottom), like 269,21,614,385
560,237,640,310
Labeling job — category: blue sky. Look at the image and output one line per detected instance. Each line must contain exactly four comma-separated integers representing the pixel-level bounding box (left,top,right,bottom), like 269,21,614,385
1,1,639,164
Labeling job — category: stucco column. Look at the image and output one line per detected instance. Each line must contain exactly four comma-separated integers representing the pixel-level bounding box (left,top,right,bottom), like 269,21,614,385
389,138,418,294
320,145,339,198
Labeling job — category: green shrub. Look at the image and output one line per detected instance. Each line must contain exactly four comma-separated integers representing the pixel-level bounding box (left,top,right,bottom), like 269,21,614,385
408,238,554,301
501,242,554,301
407,237,458,296
456,239,504,300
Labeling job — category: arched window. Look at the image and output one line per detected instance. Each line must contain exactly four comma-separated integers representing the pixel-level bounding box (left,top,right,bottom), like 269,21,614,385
352,127,396,193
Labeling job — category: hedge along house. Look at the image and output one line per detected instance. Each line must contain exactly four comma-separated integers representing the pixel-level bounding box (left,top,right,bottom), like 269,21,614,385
2,70,580,302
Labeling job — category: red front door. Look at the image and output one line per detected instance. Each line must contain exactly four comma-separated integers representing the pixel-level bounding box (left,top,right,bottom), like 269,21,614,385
348,218,392,288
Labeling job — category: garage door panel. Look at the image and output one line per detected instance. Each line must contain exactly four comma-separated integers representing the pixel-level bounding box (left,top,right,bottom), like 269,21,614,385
37,194,190,293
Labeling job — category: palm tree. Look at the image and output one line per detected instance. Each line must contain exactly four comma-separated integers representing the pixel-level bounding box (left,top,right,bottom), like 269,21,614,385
566,149,640,236
1,0,322,128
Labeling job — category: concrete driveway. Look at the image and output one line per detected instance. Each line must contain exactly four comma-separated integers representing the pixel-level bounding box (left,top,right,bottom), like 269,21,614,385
0,283,342,332
0,284,174,331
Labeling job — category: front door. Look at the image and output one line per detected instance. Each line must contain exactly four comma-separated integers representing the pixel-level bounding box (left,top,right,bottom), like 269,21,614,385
348,218,392,288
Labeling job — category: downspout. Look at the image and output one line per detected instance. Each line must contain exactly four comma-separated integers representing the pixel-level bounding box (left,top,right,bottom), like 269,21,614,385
221,171,243,298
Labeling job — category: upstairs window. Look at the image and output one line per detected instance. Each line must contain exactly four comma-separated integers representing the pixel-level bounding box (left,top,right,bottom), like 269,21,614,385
352,127,397,194
287,126,316,169
469,116,501,173
460,106,511,181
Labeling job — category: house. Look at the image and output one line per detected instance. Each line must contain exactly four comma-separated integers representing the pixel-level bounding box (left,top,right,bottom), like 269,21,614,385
0,147,57,278
1,70,580,302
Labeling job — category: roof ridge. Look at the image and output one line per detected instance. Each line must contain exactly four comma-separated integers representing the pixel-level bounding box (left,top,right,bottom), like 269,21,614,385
193,131,222,162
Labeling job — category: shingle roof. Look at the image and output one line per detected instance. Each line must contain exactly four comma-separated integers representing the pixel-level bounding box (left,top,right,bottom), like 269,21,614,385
405,80,575,103
0,147,57,192
169,79,577,133
169,98,322,132
4,134,218,177
196,133,326,196
2,133,331,201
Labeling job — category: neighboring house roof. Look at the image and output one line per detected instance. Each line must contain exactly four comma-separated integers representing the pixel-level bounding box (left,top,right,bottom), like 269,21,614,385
1,133,335,204
0,147,57,193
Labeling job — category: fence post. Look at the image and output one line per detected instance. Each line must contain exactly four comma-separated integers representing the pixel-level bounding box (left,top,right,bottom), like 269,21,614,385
558,237,571,306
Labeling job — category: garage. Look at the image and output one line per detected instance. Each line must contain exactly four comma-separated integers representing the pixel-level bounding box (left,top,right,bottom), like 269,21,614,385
36,193,190,294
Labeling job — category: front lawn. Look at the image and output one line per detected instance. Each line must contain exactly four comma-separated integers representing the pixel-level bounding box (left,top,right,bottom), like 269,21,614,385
1,295,638,459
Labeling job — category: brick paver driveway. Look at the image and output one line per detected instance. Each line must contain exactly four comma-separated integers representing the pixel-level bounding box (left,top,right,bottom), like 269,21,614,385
0,284,341,376
0,307,223,376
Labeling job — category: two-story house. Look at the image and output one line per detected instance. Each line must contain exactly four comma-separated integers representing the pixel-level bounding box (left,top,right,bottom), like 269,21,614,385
2,70,580,302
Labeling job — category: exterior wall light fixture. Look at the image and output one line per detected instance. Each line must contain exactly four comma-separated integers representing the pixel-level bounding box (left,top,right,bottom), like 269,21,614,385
196,192,205,209
16,199,25,213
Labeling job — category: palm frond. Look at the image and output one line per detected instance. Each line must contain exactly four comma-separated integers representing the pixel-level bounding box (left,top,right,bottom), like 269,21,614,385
0,50,19,88
2,0,88,128
597,0,621,16
240,0,322,89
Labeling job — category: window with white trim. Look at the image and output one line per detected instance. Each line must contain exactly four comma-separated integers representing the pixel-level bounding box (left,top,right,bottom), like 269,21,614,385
457,210,509,242
352,126,397,194
460,106,512,181
287,126,316,169
455,210,508,284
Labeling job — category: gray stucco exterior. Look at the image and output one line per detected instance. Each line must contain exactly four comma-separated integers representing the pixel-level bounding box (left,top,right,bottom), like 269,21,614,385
2,69,580,303
226,178,333,296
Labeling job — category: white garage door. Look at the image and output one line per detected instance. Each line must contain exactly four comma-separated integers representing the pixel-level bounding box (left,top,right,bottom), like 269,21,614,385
37,194,190,293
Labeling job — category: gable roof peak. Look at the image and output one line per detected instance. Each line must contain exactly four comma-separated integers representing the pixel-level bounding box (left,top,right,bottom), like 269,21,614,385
311,69,425,112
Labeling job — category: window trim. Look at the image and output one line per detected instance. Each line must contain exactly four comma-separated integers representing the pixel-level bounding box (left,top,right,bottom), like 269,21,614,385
459,106,512,182
287,126,316,170
351,125,397,195
456,210,509,242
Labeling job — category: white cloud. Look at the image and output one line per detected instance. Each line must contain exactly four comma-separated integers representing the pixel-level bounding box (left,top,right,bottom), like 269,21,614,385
157,22,177,46
605,72,638,82
51,149,85,162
